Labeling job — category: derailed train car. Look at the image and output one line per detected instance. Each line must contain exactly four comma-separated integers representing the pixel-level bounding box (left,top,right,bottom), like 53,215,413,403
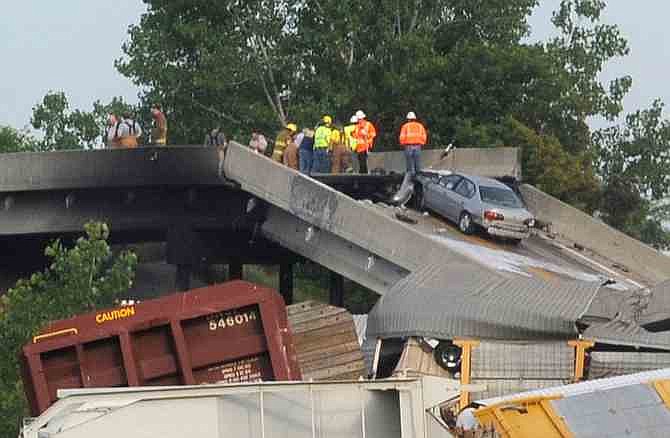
21,281,302,416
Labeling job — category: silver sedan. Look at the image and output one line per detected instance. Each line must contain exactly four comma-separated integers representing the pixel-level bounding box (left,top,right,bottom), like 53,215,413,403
414,171,535,242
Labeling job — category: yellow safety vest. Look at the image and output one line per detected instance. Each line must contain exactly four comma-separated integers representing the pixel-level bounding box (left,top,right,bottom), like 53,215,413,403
344,124,357,151
314,126,332,149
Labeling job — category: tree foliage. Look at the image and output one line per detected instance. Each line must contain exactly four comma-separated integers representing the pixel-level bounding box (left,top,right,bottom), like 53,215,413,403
501,118,599,210
0,125,38,153
117,0,628,152
117,0,297,143
545,0,631,152
0,223,137,436
593,100,670,248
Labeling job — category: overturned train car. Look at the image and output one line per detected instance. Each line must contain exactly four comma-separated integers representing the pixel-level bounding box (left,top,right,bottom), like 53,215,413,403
20,280,301,416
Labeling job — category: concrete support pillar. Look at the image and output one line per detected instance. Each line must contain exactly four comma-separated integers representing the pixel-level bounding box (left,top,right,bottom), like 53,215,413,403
279,263,294,305
229,261,243,280
175,264,192,291
329,271,344,307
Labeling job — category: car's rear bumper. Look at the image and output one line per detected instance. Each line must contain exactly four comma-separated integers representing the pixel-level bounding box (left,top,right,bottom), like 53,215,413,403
486,225,530,240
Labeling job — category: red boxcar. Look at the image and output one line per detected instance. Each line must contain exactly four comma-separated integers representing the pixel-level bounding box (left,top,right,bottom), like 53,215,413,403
21,280,301,416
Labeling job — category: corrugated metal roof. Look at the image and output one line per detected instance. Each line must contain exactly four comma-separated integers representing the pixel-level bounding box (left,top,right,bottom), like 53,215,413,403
583,319,670,351
478,367,670,405
367,262,601,341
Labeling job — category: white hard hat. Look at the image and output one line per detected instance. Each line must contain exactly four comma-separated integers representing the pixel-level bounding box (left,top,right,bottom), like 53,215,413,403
350,115,358,124
407,111,417,120
355,110,366,119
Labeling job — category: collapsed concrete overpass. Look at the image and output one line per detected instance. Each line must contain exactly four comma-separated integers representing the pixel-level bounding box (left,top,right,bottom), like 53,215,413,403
2,143,670,336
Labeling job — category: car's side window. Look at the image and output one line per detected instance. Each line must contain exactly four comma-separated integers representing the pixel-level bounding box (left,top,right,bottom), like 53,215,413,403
455,179,476,199
440,175,462,190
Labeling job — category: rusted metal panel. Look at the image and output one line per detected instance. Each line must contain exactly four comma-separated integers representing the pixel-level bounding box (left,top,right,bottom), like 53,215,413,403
288,301,366,380
21,281,301,416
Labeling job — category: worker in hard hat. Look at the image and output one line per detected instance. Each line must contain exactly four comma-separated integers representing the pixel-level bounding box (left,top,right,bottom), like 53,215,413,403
330,125,351,174
283,124,300,170
399,111,428,177
312,115,333,173
272,123,297,163
353,110,377,174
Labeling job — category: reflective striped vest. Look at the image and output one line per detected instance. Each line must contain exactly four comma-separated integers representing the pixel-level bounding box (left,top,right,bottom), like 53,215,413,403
399,121,427,146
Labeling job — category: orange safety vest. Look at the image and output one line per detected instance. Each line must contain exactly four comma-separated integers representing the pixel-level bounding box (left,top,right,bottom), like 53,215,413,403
399,121,427,146
354,120,377,153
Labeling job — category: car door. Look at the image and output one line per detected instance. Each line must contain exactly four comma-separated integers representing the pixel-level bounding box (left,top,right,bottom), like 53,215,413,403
448,178,477,220
436,174,463,220
420,174,441,210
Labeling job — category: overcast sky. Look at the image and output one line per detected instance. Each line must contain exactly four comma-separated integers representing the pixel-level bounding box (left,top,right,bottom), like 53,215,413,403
2,1,669,131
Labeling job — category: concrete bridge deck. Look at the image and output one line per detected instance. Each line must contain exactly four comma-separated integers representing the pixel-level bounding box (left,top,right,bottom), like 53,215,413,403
2,143,669,334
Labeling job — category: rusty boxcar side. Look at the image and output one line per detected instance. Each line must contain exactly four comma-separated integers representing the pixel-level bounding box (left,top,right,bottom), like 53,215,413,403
21,280,301,416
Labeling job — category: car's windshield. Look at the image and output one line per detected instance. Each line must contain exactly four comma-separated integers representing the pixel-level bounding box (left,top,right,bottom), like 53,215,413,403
479,186,523,208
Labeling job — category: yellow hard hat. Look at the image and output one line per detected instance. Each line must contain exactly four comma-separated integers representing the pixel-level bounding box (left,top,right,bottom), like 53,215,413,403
323,115,333,124
286,123,298,132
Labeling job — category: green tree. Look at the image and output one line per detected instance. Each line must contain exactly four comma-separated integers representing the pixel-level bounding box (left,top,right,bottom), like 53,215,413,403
31,91,97,150
501,117,599,210
118,1,629,154
0,223,137,436
0,125,38,153
117,0,298,143
31,92,135,150
544,0,631,152
593,100,670,248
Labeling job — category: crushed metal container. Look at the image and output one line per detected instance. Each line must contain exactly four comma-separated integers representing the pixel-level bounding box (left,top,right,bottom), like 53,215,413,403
20,280,301,416
20,376,467,438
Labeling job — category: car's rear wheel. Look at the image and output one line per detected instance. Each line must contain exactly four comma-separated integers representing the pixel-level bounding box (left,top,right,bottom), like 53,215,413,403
458,212,475,235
